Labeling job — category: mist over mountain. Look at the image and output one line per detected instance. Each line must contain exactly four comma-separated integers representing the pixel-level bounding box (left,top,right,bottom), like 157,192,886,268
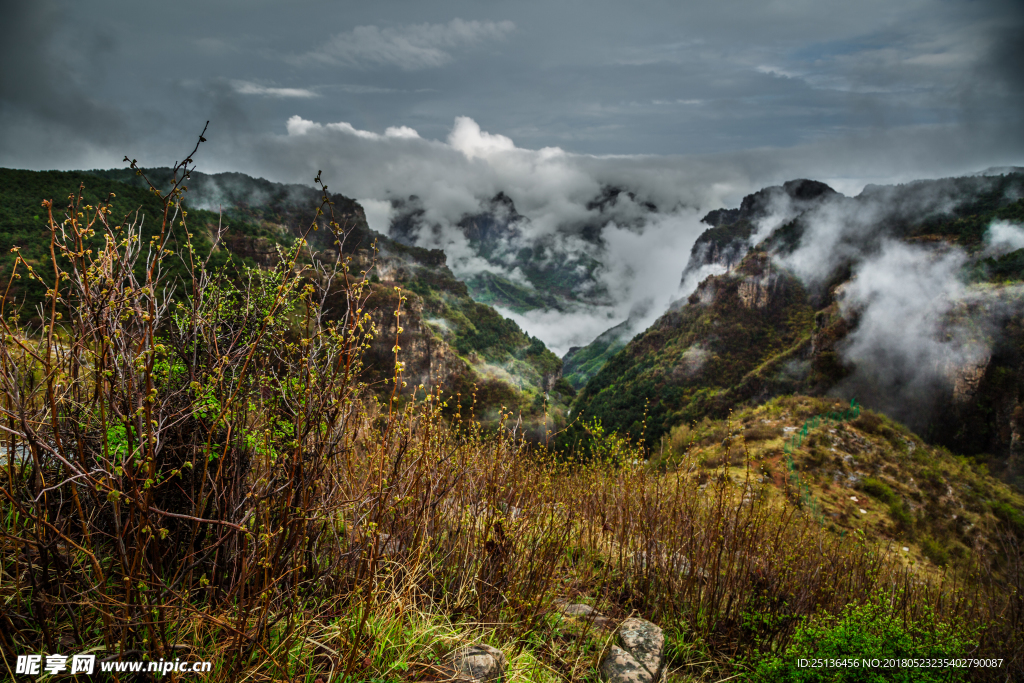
568,169,1024,486
383,175,709,356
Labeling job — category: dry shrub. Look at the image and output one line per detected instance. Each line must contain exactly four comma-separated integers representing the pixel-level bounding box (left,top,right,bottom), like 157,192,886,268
743,425,782,442
853,412,884,434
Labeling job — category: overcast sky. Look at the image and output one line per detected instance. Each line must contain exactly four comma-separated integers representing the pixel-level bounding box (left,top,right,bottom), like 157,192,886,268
2,0,1021,187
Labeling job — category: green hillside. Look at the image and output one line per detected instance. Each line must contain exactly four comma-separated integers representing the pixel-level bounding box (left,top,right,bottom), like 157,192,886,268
0,167,568,428
569,174,1024,461
568,253,814,448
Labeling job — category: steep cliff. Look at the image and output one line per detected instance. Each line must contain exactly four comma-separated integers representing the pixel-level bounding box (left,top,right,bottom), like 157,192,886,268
567,252,814,447
679,179,838,288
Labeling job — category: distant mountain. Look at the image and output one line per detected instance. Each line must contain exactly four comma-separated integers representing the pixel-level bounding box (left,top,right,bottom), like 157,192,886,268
568,171,1024,488
679,179,838,291
562,309,645,390
1,167,573,436
387,185,664,314
561,179,839,389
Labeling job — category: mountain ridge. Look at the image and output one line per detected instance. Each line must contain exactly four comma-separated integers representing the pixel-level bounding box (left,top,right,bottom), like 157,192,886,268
0,166,573,434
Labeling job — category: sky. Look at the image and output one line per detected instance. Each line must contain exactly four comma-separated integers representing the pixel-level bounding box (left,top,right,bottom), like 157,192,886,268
2,0,1021,179
2,0,1023,352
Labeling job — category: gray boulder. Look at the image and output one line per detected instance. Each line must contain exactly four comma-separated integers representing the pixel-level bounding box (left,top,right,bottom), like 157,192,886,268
618,618,664,678
559,603,598,617
450,643,506,682
557,602,615,630
599,645,653,683
599,617,665,683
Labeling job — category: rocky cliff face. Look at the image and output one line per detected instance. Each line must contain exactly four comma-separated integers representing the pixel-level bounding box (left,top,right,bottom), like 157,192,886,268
335,241,571,431
735,256,784,310
951,355,991,406
361,286,471,392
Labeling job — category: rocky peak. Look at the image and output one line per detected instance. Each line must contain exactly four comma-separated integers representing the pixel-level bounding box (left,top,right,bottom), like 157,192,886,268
683,179,839,290
586,185,658,213
781,178,838,202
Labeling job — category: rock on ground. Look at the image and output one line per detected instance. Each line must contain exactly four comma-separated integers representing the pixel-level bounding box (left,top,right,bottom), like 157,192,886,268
449,643,506,683
599,645,653,683
600,617,665,683
618,617,664,678
557,602,615,630
559,603,599,617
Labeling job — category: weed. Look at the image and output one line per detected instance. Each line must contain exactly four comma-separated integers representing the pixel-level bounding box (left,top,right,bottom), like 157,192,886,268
750,590,977,682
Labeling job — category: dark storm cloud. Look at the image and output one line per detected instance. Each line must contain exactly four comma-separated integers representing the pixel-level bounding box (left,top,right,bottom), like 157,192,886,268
0,1,133,165
3,0,1022,165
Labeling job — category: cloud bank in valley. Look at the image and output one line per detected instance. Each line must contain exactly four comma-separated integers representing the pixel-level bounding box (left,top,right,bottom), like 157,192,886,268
257,114,718,354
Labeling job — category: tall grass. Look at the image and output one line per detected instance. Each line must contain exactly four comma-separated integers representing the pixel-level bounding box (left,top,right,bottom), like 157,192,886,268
1,136,1021,680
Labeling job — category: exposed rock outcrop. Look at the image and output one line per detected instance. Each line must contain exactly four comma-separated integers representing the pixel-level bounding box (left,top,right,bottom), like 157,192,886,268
362,288,470,391
600,646,653,683
617,618,664,678
679,179,838,290
735,254,784,310
951,354,991,405
556,601,616,630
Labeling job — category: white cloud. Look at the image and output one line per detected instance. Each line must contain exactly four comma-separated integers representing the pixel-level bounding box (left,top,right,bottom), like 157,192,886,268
284,115,319,136
285,116,421,141
232,81,318,98
756,64,799,79
385,125,421,139
359,198,394,234
297,19,515,71
983,219,1024,257
447,116,517,159
497,306,625,356
836,240,985,428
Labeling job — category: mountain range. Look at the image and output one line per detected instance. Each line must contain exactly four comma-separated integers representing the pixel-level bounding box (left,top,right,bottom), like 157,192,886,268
4,165,1024,488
